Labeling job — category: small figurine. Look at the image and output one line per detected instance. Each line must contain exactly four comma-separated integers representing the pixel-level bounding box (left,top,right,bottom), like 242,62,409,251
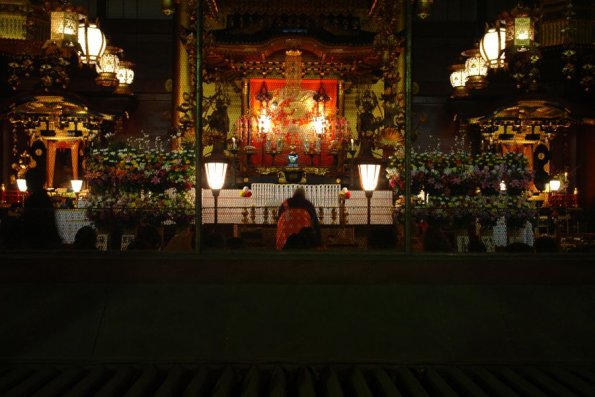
287,145,299,167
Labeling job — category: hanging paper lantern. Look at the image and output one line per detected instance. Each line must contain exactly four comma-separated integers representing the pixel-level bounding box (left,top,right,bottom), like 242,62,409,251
480,27,507,68
77,21,106,64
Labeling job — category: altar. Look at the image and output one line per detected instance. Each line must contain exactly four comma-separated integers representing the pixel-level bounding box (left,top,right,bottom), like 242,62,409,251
201,184,394,225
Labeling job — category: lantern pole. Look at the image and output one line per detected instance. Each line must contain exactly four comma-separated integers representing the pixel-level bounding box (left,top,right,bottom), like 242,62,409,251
404,0,413,254
194,0,203,253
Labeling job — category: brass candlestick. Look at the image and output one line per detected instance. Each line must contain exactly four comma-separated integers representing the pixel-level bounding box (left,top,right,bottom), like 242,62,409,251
318,207,324,224
250,205,256,224
339,197,348,225
331,207,337,225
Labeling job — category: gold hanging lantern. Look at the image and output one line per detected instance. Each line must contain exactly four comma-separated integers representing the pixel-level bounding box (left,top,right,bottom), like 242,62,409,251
449,64,469,97
95,46,121,87
463,48,489,90
114,60,135,95
50,9,78,47
506,4,536,53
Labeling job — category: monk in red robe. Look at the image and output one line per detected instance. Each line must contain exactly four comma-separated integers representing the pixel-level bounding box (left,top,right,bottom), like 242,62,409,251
276,188,321,250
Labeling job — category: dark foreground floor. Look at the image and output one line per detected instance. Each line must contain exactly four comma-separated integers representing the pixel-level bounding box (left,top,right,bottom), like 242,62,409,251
0,251,593,395
1,364,594,396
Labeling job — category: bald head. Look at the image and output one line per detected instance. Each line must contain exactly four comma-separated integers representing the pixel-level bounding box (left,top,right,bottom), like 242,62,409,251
293,188,306,199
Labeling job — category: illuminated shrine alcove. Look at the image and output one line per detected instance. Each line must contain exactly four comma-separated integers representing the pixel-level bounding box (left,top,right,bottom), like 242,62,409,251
470,99,574,193
3,93,114,189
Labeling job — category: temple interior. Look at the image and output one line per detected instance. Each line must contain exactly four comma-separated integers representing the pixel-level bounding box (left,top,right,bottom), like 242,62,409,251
1,0,594,252
1,1,595,394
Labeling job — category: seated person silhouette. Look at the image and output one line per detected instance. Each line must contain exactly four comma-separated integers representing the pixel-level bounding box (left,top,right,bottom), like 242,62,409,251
22,168,62,249
73,225,97,250
276,188,321,250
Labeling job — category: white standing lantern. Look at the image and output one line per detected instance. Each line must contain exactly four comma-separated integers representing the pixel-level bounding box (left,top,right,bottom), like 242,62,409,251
16,178,27,207
205,159,228,227
358,163,381,227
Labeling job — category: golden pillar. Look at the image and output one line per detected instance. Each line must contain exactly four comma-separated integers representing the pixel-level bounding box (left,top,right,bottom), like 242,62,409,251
338,80,345,116
241,78,249,115
172,0,193,147
397,2,406,111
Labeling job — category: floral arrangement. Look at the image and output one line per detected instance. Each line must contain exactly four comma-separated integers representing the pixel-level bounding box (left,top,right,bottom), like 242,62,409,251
85,135,195,229
387,139,536,230
387,150,532,197
402,195,537,229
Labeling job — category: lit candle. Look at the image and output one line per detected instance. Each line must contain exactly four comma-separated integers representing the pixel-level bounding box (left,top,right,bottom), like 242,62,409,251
232,137,237,149
350,138,355,151
500,180,507,192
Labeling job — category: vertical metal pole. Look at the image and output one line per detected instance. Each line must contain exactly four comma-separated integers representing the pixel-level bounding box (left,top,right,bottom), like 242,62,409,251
404,0,413,254
367,193,372,227
194,0,203,253
213,190,219,228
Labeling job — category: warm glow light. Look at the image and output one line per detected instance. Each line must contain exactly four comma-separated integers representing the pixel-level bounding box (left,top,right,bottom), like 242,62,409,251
417,189,426,202
116,61,135,85
506,9,535,52
50,10,78,45
449,64,469,97
480,27,506,68
465,52,488,78
313,115,327,135
549,179,561,192
205,162,228,190
96,46,120,74
257,109,272,134
513,16,533,48
450,67,468,88
114,60,135,94
358,164,381,192
95,46,121,87
77,22,106,64
71,179,83,193
16,179,27,192
500,180,507,192
464,48,489,89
